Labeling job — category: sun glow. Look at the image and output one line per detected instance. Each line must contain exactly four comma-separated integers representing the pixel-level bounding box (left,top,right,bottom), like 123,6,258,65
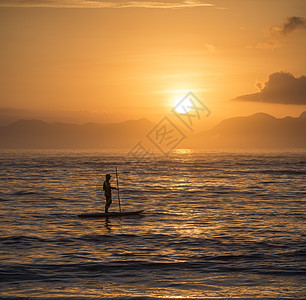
171,90,193,114
174,97,192,114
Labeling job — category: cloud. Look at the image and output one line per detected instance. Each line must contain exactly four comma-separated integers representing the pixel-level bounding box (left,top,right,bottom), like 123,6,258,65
233,72,306,105
256,16,306,50
269,16,306,36
256,38,283,50
0,0,214,8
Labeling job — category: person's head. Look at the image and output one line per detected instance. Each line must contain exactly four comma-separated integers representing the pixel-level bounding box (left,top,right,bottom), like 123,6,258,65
106,174,111,180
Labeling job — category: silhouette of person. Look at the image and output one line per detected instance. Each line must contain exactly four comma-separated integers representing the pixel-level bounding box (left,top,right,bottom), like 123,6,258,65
103,174,117,213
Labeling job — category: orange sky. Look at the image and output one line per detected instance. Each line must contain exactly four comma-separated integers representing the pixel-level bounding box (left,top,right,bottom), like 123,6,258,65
0,0,305,129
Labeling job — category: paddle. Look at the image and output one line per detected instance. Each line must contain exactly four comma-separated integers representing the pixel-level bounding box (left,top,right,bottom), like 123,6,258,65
115,166,122,213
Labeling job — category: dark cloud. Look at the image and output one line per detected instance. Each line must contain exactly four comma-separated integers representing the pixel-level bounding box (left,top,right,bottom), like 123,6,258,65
233,72,306,105
270,16,306,35
257,16,306,49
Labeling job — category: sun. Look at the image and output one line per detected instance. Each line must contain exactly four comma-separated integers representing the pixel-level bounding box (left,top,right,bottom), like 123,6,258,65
173,94,192,114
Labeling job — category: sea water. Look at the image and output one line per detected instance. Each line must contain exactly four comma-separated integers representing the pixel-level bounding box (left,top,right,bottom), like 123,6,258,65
0,150,305,299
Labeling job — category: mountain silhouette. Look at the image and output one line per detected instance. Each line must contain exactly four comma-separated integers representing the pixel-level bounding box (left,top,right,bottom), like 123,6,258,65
0,113,305,149
0,118,154,149
188,111,306,149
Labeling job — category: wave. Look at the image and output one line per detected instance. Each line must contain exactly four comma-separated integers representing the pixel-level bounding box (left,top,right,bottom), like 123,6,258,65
0,235,46,245
12,190,40,196
0,297,205,300
0,235,81,247
259,169,306,175
1,259,303,285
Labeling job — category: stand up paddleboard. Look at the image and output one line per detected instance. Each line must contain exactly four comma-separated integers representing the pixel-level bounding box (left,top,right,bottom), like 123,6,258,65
78,210,144,218
79,168,144,218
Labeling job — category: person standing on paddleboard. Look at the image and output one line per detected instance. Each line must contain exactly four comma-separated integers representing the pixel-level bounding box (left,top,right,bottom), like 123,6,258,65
103,174,117,213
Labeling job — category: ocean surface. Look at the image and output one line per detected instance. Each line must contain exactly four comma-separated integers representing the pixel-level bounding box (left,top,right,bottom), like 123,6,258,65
0,150,305,299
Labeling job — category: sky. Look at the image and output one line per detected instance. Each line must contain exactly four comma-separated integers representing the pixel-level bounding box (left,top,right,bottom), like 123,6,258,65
0,0,305,128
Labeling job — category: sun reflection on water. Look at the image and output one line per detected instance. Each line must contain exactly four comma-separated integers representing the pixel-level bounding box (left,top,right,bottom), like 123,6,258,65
174,149,193,155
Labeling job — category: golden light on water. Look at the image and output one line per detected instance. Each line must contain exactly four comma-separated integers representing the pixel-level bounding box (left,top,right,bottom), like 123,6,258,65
174,149,193,155
161,296,190,299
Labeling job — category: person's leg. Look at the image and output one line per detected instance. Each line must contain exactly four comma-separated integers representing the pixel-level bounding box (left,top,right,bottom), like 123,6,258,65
105,196,112,213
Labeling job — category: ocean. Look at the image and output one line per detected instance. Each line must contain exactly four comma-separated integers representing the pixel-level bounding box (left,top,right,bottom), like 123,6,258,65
0,150,305,299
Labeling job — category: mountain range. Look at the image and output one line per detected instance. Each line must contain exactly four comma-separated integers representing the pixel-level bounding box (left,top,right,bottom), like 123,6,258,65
0,112,305,149
188,111,306,149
